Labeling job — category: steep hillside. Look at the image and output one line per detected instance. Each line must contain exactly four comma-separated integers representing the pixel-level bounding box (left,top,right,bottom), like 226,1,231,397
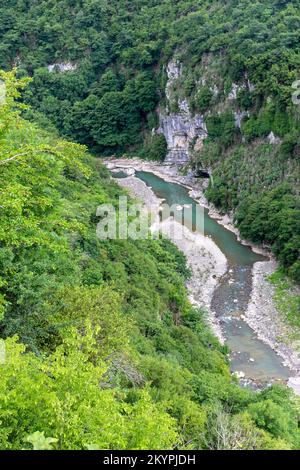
0,0,299,283
1,71,300,451
1,1,299,155
161,52,300,284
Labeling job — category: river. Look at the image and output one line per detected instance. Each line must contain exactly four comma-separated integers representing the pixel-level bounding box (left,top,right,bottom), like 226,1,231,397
135,170,291,385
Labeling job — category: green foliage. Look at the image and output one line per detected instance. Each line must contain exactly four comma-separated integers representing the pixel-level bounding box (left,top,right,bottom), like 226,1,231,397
0,0,298,155
242,114,271,142
0,334,177,450
236,184,300,282
1,4,300,451
194,87,213,114
64,72,157,152
247,397,299,446
1,2,299,284
280,129,300,159
242,104,293,142
140,134,168,162
26,432,58,451
166,1,300,283
237,89,254,110
1,72,299,451
199,136,299,281
206,112,237,149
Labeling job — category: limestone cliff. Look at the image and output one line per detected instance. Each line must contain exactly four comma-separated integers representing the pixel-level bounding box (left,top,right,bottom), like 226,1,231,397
157,60,207,165
157,56,282,167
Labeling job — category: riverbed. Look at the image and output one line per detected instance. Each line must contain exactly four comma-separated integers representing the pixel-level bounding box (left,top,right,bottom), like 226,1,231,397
105,158,300,392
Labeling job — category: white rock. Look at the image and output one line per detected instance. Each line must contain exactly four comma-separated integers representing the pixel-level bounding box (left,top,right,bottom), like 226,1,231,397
234,371,246,379
228,83,242,100
48,62,77,73
234,110,250,129
288,377,300,396
267,131,282,145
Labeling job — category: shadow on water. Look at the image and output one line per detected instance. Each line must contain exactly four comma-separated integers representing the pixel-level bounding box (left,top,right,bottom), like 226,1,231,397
136,171,290,384
111,170,129,179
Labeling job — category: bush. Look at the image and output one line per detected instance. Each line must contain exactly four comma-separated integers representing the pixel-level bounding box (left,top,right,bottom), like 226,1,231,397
141,134,168,161
237,88,254,110
241,114,271,142
280,130,300,159
206,112,237,148
194,86,213,113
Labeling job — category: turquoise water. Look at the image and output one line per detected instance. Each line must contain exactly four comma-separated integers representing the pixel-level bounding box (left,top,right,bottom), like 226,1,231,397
136,171,290,384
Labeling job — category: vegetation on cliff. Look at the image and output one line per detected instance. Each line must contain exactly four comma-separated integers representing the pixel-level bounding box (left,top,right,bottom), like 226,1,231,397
0,0,300,450
0,0,299,281
1,72,300,450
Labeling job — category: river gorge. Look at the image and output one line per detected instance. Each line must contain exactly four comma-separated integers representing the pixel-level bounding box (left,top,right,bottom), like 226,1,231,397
105,158,300,394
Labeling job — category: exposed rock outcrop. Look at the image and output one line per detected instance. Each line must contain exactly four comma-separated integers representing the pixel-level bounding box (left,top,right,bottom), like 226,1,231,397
158,60,208,165
157,60,256,165
234,110,250,129
267,131,282,145
48,62,77,73
158,114,207,164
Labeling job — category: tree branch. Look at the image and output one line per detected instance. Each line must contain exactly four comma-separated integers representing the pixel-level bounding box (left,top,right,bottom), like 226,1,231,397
0,148,59,166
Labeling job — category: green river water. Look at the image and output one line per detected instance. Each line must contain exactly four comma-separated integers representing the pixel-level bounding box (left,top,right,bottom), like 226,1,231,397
135,171,291,385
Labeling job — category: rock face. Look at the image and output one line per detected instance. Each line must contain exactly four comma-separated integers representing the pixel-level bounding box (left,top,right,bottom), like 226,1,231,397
48,62,77,73
267,131,282,145
234,110,250,129
158,60,207,165
157,59,256,165
158,114,207,164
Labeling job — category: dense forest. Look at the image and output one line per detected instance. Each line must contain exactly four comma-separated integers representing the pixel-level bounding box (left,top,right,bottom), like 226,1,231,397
0,0,298,282
1,70,300,451
0,0,300,451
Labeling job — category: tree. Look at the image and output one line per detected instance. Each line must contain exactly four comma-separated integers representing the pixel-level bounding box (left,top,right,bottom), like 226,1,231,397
0,333,178,450
194,87,213,113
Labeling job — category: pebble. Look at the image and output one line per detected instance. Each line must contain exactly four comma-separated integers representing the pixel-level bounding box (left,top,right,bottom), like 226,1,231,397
234,371,246,379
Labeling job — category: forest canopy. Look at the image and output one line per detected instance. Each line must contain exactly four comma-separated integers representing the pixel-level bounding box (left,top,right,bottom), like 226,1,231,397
0,1,299,281
0,0,299,450
0,71,300,450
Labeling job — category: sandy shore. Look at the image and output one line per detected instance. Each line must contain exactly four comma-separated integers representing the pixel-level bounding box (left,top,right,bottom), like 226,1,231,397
116,174,227,343
105,157,300,389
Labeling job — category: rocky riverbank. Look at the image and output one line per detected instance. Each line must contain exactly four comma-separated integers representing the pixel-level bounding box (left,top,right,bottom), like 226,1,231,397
105,157,300,391
244,260,300,375
107,158,271,256
116,173,227,343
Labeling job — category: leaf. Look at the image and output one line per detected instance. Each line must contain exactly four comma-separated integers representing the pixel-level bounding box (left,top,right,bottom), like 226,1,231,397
25,431,58,450
86,444,101,450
